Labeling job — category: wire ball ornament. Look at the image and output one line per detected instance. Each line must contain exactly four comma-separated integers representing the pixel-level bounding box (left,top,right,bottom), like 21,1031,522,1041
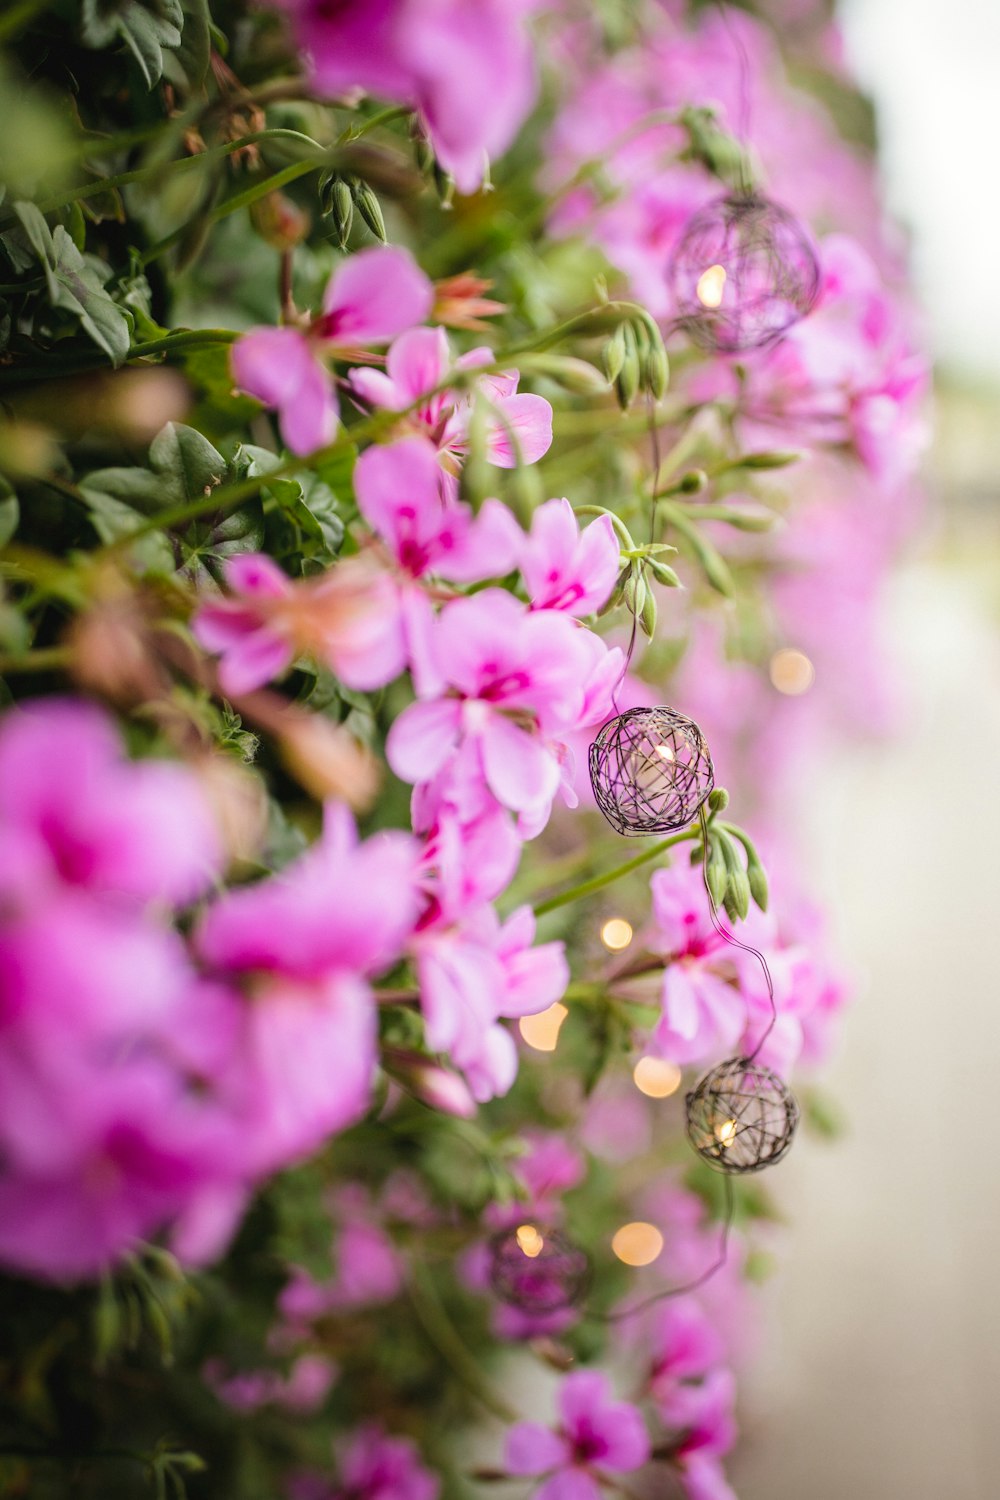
488,1225,592,1313
685,1055,799,1174
589,706,715,837
669,192,820,353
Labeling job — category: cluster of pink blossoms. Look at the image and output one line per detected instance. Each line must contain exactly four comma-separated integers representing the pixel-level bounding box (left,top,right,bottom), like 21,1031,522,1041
199,286,627,1101
0,700,422,1281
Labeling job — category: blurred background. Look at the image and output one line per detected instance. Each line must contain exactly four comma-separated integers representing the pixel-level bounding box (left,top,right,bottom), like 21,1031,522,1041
733,2,1000,1495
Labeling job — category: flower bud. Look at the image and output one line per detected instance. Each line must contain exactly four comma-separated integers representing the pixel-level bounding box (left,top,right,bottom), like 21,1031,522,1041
321,173,354,248
747,860,769,912
249,190,310,250
351,177,386,243
639,580,657,638
602,324,627,384
679,469,708,494
384,1050,477,1118
738,449,801,469
614,323,640,410
707,787,730,813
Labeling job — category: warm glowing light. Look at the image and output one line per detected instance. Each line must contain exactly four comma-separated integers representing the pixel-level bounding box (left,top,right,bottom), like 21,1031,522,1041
612,1221,664,1267
515,1224,544,1258
600,917,633,952
519,1002,569,1052
633,1057,682,1099
696,263,727,309
716,1118,738,1149
769,647,815,696
655,742,676,761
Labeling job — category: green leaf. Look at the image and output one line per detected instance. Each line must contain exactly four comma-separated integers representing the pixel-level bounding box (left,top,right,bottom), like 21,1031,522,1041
80,0,185,90
175,499,265,586
149,421,227,500
0,477,18,548
13,203,131,365
163,0,213,91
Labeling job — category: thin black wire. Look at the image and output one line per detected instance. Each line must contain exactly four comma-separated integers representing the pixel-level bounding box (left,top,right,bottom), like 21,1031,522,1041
698,804,777,1061
587,1173,735,1324
715,0,753,160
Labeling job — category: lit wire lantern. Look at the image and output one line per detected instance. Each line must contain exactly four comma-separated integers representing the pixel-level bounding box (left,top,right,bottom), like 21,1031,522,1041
488,1224,591,1313
669,192,820,353
685,1055,799,1173
589,706,714,837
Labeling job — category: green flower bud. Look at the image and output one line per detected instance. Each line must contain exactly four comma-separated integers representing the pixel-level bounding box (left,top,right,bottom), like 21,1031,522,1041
640,580,658,638
603,323,627,384
351,177,387,242
707,787,730,813
679,469,708,494
707,856,728,908
322,174,354,249
614,323,640,410
748,860,769,912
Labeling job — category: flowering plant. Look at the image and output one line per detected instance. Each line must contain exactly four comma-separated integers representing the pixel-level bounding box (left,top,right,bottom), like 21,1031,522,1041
0,2,923,1498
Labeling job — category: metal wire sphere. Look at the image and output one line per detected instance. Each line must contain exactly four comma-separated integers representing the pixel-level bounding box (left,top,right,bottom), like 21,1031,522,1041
589,706,715,837
669,192,820,353
685,1056,799,1174
488,1226,591,1313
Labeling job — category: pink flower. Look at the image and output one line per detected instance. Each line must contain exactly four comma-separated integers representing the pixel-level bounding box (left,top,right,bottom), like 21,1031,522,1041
350,327,552,470
354,435,522,691
387,590,620,826
193,552,405,696
412,900,567,1100
521,499,620,616
660,1369,738,1497
0,699,221,907
290,1425,439,1500
231,246,432,454
275,0,539,193
505,1369,650,1500
195,805,419,1172
644,865,749,1067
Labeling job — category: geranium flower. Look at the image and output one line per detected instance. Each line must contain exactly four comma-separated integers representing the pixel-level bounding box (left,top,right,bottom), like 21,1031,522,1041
272,0,539,193
505,1369,650,1500
354,435,522,691
520,498,620,616
232,245,432,454
192,552,405,696
349,326,552,471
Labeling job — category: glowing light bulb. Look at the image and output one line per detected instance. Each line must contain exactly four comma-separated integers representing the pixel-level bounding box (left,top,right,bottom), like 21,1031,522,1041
600,917,633,952
633,1057,682,1099
519,1002,569,1052
769,647,815,696
515,1224,545,1258
696,264,727,309
611,1222,664,1267
655,742,676,761
716,1118,738,1149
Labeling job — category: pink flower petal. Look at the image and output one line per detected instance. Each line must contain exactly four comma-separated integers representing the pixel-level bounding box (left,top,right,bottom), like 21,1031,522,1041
504,1421,570,1477
386,326,452,404
231,326,315,408
386,699,463,784
216,626,295,697
322,246,433,344
224,553,291,599
485,393,553,467
479,714,560,815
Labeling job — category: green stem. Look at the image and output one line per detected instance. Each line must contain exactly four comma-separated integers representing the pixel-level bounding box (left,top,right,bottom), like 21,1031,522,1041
533,829,698,917
406,1263,518,1424
0,129,328,226
0,646,71,675
139,157,324,267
